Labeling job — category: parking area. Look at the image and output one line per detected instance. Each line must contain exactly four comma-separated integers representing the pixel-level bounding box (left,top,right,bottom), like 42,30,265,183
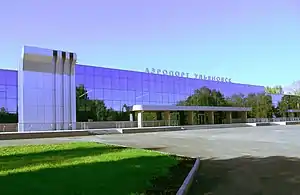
2,126,300,195
91,125,300,159
1,125,300,159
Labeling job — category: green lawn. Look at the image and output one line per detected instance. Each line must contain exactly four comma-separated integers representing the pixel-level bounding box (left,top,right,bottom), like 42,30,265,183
0,142,179,195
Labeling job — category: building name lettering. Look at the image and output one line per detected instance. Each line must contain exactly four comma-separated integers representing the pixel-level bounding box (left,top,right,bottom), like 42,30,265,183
145,68,232,83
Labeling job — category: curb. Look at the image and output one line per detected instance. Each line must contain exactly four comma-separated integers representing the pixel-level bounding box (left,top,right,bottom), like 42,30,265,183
0,130,90,140
176,158,201,195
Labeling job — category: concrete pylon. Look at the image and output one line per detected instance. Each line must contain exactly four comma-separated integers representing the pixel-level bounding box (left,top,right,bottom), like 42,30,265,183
226,111,232,124
187,111,194,125
207,111,214,124
240,111,247,123
18,46,77,132
137,111,143,128
164,111,171,126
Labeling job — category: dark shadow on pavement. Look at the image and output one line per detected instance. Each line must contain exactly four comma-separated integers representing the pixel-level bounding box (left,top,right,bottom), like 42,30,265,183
189,156,300,195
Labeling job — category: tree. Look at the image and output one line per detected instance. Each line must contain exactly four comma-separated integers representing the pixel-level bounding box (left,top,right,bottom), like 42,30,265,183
76,85,91,121
278,95,300,117
265,85,283,94
244,93,274,118
76,84,89,111
76,85,108,121
283,81,300,96
179,87,227,107
75,85,130,122
119,104,130,121
0,107,18,123
227,93,246,107
0,107,6,113
90,100,108,121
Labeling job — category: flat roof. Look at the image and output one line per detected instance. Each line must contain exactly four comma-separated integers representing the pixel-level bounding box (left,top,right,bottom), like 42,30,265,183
131,105,252,112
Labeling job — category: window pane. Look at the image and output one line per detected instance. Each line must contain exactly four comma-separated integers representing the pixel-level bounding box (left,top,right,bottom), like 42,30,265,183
127,90,136,101
119,78,128,90
149,91,157,102
142,80,150,92
94,89,104,100
103,89,112,100
85,66,95,75
6,71,17,85
112,101,121,111
75,65,85,75
127,79,136,91
0,98,6,109
136,92,149,102
76,74,85,86
119,70,128,78
94,67,104,76
111,78,120,89
86,88,94,99
7,99,17,113
6,86,17,99
111,90,122,101
104,100,112,109
142,72,149,81
0,85,6,98
0,71,5,85
162,93,169,104
86,75,95,88
103,77,112,89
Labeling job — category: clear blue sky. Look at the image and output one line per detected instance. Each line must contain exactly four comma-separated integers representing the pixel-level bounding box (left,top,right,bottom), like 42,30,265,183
0,0,299,86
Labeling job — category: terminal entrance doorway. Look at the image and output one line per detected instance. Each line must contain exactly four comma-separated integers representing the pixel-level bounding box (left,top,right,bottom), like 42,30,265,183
175,111,207,125
197,113,206,125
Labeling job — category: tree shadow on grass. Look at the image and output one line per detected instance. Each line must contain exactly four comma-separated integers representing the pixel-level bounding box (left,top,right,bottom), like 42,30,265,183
189,156,300,195
0,145,126,172
0,155,180,195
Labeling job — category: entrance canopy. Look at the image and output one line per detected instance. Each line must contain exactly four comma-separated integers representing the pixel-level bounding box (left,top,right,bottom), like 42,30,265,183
130,105,252,112
129,105,251,128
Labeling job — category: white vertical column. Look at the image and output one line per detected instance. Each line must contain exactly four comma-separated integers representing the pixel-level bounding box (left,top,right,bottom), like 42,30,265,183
137,111,143,128
63,52,69,130
130,113,134,121
55,52,63,130
52,51,58,130
18,48,25,132
70,53,77,130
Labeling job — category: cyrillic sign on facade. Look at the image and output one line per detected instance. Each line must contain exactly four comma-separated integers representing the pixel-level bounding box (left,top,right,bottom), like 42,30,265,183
145,68,232,83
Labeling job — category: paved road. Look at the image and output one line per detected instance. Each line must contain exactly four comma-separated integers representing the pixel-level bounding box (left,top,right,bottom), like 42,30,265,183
1,125,300,159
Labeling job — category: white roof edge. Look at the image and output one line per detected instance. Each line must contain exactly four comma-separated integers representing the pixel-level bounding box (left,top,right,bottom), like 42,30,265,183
131,105,252,112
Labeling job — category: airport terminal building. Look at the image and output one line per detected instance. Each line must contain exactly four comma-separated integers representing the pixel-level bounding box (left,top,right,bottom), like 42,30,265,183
0,46,274,131
0,50,265,114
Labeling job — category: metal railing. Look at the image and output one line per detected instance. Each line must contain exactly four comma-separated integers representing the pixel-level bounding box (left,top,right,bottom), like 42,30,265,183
1,117,300,132
0,120,180,132
141,120,179,127
247,117,300,123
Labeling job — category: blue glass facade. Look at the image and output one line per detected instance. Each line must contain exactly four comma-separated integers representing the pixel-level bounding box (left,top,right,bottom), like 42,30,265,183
0,69,18,113
0,65,265,113
75,65,265,110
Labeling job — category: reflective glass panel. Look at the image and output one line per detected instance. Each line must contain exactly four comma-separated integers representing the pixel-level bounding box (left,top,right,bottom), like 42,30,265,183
6,86,17,99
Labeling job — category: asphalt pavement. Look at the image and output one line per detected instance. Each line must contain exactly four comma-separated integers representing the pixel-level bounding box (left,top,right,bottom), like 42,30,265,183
1,125,300,159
